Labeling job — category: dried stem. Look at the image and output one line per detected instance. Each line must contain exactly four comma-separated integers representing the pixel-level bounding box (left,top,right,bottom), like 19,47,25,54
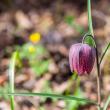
96,47,101,109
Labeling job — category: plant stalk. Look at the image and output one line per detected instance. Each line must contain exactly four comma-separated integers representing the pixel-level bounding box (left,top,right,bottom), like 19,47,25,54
87,0,94,36
96,47,101,109
87,0,101,109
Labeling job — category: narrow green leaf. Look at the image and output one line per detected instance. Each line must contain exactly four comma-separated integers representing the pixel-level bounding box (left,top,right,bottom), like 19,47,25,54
103,96,110,110
4,92,98,105
100,43,110,65
8,51,20,110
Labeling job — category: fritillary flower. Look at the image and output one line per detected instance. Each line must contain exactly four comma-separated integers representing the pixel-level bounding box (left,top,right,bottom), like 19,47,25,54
69,43,95,75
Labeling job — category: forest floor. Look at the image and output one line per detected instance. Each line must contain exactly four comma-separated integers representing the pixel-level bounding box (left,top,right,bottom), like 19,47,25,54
0,0,110,110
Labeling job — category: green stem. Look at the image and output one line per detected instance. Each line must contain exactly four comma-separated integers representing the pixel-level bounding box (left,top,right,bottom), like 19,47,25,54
9,52,16,110
87,0,94,36
8,52,19,110
87,0,101,109
10,97,14,110
103,96,110,110
100,42,110,65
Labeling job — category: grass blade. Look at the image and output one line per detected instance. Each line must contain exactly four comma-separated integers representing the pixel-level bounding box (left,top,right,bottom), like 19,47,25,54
8,51,19,110
4,92,98,105
103,96,110,110
100,43,110,65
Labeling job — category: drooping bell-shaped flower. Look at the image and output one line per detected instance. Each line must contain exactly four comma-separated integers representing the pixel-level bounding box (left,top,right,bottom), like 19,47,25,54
69,43,95,75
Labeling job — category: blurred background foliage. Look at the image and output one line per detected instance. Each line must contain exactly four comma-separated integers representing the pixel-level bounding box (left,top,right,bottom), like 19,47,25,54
0,0,110,110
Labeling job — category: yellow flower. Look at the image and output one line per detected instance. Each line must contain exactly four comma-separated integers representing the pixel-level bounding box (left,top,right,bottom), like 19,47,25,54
28,45,35,53
29,32,41,43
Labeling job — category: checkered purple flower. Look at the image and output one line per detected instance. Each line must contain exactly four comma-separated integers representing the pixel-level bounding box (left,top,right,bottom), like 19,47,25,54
69,43,95,75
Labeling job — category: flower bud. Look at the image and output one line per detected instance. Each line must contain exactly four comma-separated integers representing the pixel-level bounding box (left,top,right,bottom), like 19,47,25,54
69,43,95,75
